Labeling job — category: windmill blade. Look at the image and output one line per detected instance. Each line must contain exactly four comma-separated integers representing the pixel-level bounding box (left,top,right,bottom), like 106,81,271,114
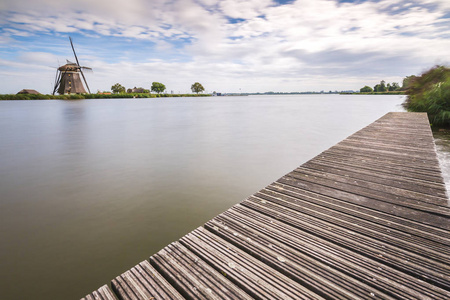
53,68,59,91
52,71,61,95
79,69,91,94
69,36,81,67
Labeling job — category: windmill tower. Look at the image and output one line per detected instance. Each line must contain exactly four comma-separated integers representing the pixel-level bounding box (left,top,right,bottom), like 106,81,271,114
53,37,92,95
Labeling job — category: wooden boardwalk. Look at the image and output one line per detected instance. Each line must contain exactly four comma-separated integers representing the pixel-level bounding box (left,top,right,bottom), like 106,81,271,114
82,112,450,300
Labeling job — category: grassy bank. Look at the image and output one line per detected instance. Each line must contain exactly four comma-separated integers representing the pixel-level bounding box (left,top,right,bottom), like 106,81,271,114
342,91,405,95
403,65,450,128
0,93,211,100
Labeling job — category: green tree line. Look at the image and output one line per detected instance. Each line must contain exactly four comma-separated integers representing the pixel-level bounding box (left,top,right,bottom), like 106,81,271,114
110,82,205,95
0,93,211,101
360,80,402,93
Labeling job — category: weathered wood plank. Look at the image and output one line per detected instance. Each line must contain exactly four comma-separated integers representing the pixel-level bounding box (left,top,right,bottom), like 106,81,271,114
180,227,324,300
209,206,450,298
255,188,450,258
150,242,252,299
278,175,450,229
203,217,395,299
323,147,442,172
292,167,449,207
241,199,450,286
301,160,448,196
81,285,117,300
267,182,450,245
111,260,184,300
314,152,445,181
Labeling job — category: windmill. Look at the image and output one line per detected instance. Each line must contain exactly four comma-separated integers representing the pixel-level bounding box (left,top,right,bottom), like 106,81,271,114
52,37,92,95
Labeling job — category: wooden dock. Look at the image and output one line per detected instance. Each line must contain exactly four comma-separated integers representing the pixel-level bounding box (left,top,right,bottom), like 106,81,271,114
82,112,450,300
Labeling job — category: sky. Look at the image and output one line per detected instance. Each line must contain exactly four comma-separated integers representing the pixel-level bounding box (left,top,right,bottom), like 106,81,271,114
0,0,449,94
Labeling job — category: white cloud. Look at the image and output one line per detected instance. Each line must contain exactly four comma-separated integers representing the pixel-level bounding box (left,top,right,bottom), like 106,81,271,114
0,0,449,93
219,0,273,19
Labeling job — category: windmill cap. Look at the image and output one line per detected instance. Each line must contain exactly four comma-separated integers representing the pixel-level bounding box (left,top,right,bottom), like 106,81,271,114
58,63,80,71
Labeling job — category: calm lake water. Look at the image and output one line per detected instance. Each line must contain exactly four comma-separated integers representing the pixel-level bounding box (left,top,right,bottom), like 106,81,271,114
0,94,447,299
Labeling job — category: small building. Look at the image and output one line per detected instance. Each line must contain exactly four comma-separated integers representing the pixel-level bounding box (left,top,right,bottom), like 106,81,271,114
127,87,145,93
17,89,40,95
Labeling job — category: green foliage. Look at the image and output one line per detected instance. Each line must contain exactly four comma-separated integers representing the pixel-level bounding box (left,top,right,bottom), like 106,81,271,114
191,82,205,94
402,75,417,90
403,65,450,127
111,83,126,94
360,80,401,93
374,80,387,92
151,82,166,94
390,82,400,91
0,93,212,101
360,86,373,93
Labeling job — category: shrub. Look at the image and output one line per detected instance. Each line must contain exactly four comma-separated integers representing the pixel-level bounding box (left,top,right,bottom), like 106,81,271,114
403,65,450,127
360,86,373,93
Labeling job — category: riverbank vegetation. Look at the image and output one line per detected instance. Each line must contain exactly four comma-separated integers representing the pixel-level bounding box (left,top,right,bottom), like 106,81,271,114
151,82,166,94
0,93,211,100
360,80,402,93
403,65,450,128
191,82,205,94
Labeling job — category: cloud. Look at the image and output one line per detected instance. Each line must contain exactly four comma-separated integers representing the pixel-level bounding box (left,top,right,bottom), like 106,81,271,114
0,0,449,94
219,0,273,19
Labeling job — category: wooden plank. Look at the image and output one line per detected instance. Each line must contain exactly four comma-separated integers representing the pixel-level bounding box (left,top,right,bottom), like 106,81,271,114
335,141,440,162
208,206,450,298
81,285,117,300
301,160,448,196
313,153,445,183
286,169,449,213
267,182,450,245
255,188,450,259
323,147,441,172
339,138,437,154
180,227,324,300
278,175,450,229
150,242,252,299
241,199,450,287
111,260,184,300
203,215,395,299
345,134,436,148
292,167,449,207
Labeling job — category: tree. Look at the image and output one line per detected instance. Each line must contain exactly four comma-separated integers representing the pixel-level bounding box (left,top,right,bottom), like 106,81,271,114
374,80,387,92
379,80,387,92
391,82,400,91
151,82,166,94
387,83,392,91
360,86,373,93
191,82,205,94
111,83,125,94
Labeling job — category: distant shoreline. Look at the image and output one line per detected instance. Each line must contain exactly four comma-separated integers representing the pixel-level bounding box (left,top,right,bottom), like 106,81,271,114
0,91,406,100
0,93,211,100
341,91,405,95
